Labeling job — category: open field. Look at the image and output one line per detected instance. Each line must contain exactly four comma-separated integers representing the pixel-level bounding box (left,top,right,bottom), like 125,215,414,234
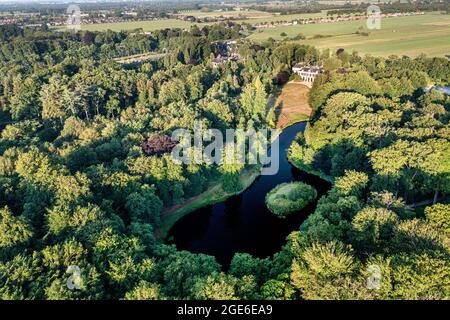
77,18,192,32
176,9,273,19
274,82,312,129
113,52,167,64
62,12,450,57
177,9,327,22
75,11,328,32
234,11,328,24
248,12,450,57
317,0,410,3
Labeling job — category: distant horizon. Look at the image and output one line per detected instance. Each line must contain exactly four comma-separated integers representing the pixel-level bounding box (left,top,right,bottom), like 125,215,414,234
0,0,325,4
0,0,191,4
0,0,213,3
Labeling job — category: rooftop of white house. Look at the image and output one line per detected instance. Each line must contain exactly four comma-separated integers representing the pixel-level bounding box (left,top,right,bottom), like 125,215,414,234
292,63,324,73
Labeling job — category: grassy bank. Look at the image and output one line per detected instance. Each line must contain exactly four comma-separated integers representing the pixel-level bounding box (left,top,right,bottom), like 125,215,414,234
157,165,261,239
288,156,334,184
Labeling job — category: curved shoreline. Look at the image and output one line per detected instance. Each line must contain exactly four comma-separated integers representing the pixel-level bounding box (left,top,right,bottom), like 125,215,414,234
156,165,261,240
157,119,312,240
158,81,316,240
167,122,333,266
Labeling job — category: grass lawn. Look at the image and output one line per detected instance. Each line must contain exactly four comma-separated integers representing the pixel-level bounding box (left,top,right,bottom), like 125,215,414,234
248,12,450,57
274,82,312,129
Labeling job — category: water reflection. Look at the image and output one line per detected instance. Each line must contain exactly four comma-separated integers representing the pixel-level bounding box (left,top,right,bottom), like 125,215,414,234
168,122,331,268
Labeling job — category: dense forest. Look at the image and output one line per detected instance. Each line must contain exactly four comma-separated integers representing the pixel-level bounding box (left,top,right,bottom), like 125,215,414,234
0,21,448,299
289,54,450,299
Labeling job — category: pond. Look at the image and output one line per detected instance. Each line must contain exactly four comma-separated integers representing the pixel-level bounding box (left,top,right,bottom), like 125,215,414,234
424,86,450,95
167,122,331,268
435,86,450,95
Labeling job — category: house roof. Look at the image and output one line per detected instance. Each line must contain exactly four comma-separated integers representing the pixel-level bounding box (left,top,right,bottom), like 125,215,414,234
292,64,323,73
292,62,306,69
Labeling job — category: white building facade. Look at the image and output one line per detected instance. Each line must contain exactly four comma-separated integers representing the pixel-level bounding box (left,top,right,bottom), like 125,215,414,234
292,63,324,83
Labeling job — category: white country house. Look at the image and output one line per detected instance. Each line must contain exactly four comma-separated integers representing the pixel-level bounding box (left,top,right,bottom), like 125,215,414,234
292,63,324,83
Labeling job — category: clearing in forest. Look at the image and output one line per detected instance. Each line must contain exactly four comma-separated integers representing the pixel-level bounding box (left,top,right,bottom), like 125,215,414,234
114,52,167,64
274,82,311,129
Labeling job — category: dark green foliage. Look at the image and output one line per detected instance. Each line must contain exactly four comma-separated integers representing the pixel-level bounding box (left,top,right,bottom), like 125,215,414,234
285,53,450,300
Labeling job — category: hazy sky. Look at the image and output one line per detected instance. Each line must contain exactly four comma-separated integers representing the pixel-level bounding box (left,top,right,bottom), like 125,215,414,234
0,0,174,2
0,0,165,3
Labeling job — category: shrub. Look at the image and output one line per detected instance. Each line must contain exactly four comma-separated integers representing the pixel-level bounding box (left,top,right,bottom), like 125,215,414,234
291,33,305,40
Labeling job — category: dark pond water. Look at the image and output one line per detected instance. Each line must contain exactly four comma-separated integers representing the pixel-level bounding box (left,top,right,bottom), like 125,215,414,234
167,122,331,268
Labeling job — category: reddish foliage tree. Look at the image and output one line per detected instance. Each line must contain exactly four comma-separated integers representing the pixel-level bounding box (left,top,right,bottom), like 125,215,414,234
276,71,290,85
141,135,178,156
83,31,95,45
188,58,198,65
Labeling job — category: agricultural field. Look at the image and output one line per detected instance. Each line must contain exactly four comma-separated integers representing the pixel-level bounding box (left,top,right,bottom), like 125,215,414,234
76,11,328,33
234,11,328,24
317,0,408,3
62,11,450,57
176,9,327,22
175,9,273,19
248,12,450,57
77,18,192,32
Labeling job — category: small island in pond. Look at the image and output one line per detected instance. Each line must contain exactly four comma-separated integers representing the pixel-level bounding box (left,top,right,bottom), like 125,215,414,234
265,182,317,217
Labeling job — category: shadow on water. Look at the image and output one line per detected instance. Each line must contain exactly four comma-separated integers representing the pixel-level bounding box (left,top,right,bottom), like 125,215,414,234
167,122,332,269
